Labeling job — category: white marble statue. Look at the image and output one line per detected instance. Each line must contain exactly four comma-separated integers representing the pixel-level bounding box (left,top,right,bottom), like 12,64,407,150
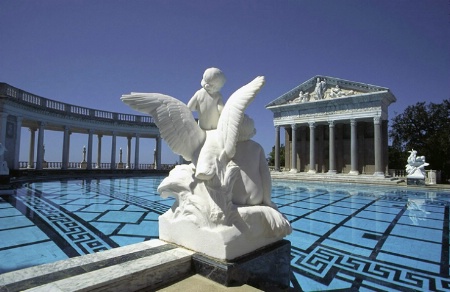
405,149,429,178
121,73,292,260
0,143,9,175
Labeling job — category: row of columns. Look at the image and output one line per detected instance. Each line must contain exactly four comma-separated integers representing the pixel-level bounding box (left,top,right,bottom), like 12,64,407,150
275,117,384,176
26,124,161,170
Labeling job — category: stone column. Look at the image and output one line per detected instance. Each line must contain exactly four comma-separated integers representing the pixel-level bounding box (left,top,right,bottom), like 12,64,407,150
308,122,316,174
275,126,280,171
328,121,336,174
36,122,45,170
290,124,298,173
111,132,117,169
61,126,70,170
28,128,36,169
14,117,23,169
349,119,359,175
134,134,140,170
373,116,384,176
87,130,93,170
126,136,132,169
0,113,7,163
96,134,102,169
156,135,162,170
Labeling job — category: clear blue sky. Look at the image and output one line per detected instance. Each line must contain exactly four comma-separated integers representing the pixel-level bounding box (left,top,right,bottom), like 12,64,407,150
1,0,449,164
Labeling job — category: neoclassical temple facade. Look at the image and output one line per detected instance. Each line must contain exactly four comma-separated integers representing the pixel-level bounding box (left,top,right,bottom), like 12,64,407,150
266,76,396,176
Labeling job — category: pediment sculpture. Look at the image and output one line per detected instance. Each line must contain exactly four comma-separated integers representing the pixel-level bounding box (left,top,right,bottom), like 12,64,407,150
121,68,292,260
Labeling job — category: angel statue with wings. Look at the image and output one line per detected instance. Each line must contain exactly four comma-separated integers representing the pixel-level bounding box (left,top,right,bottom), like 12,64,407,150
121,69,291,260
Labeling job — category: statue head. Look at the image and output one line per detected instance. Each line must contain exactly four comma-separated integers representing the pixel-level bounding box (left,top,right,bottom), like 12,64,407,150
201,67,226,93
238,114,256,141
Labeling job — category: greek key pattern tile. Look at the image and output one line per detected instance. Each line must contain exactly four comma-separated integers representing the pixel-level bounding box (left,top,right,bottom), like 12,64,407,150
15,193,114,255
291,246,450,291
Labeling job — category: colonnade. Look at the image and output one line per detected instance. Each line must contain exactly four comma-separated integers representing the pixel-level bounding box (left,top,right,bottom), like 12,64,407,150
24,124,161,170
274,117,386,176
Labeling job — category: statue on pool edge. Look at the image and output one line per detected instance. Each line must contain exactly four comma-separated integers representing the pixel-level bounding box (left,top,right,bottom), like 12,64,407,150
121,68,292,260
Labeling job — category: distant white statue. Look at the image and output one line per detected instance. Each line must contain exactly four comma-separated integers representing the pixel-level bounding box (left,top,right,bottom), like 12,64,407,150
121,73,292,260
406,149,429,178
314,77,326,100
0,143,9,175
187,67,226,131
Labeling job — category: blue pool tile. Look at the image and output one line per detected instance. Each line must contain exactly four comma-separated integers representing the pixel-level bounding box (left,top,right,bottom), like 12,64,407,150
0,226,49,248
397,214,442,228
364,204,403,215
0,216,34,230
381,235,441,264
75,211,101,221
119,221,158,237
355,210,397,222
322,238,373,257
292,218,335,236
286,230,320,250
290,201,325,210
278,206,310,217
305,211,347,224
390,223,442,243
97,211,144,223
0,241,68,273
0,207,22,217
110,236,146,246
81,204,125,212
320,205,355,215
344,217,390,233
328,226,381,251
144,212,160,220
90,222,120,236
376,251,440,274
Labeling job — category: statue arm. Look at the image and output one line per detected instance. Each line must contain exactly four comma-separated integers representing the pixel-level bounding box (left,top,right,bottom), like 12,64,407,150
187,93,199,111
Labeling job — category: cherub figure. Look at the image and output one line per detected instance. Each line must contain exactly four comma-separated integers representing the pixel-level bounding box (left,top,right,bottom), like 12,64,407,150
187,67,226,130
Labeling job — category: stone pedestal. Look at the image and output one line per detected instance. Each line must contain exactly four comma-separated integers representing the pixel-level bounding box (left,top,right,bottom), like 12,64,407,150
407,177,425,186
192,240,291,290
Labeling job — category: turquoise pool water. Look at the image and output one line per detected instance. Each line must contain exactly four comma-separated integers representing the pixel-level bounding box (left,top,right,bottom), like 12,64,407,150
0,177,449,291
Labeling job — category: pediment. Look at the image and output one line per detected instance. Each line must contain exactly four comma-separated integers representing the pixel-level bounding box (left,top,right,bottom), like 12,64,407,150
266,76,392,107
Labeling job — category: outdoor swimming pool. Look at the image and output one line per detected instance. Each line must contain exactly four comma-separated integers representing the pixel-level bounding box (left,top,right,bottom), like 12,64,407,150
0,177,449,291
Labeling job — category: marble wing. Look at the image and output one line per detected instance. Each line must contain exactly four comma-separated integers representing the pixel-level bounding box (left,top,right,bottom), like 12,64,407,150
121,93,205,162
217,76,265,159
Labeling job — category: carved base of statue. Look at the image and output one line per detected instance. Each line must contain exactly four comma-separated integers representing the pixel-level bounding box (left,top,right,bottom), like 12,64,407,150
158,164,292,261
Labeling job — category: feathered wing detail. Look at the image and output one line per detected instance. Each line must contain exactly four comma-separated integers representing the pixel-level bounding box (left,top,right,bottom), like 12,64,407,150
121,93,205,162
217,76,265,159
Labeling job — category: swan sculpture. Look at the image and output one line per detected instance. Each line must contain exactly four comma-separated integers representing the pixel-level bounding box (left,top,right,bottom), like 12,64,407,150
121,74,291,260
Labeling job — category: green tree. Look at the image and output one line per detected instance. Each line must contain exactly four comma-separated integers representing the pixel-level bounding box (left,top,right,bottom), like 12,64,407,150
389,99,450,182
267,144,285,167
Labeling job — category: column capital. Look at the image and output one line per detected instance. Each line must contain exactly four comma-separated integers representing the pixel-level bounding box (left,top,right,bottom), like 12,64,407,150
291,123,297,130
328,120,335,127
308,121,315,128
373,116,381,125
350,119,357,126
